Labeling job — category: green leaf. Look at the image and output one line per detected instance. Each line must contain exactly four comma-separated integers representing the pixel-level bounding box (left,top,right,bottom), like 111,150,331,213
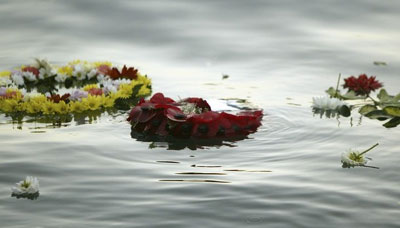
326,87,339,98
341,91,366,100
64,77,73,88
338,105,351,117
383,106,400,117
377,89,391,102
114,98,131,110
325,87,366,100
130,84,144,99
394,93,400,102
359,105,377,115
383,117,400,128
364,110,391,121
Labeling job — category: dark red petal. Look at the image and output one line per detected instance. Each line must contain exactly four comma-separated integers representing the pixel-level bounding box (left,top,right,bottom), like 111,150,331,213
22,66,40,77
166,108,187,122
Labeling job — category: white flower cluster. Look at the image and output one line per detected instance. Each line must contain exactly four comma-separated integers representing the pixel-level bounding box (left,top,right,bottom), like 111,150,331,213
180,102,203,115
71,63,98,81
0,76,12,86
11,176,40,195
5,59,111,86
341,149,368,166
312,96,347,111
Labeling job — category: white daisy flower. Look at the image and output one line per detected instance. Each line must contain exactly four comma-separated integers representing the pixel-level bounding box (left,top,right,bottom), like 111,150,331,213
70,90,88,101
20,88,27,96
341,143,379,167
55,73,68,83
96,74,110,83
72,64,87,80
11,73,25,86
341,149,368,166
312,96,346,111
0,77,12,86
180,102,203,115
22,71,37,81
87,68,98,79
112,78,131,89
38,68,47,79
101,79,117,94
11,176,39,195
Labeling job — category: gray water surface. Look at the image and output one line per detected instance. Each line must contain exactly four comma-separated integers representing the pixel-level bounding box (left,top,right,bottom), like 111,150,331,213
1,1,399,227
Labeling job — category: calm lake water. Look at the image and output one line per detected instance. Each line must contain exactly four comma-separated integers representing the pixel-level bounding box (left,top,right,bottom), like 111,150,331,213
1,0,400,227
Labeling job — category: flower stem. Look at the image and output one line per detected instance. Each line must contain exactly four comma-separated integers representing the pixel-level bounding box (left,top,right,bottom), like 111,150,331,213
367,95,379,105
334,73,341,98
359,143,379,156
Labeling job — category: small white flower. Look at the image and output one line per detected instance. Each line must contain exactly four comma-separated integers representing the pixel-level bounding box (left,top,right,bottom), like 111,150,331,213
20,88,27,96
0,77,12,86
180,102,203,115
96,74,109,83
11,73,25,86
70,90,88,101
312,96,346,111
72,64,87,80
87,69,98,79
55,73,68,83
101,80,117,94
341,149,368,166
112,78,131,89
22,71,37,81
341,143,379,168
11,176,40,195
38,68,47,79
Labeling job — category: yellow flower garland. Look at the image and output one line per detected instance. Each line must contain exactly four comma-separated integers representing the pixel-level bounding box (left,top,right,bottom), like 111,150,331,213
0,59,152,116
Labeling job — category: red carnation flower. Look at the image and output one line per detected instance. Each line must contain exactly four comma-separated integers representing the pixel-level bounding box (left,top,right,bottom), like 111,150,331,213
107,65,138,80
22,66,40,77
88,88,103,96
48,93,70,103
343,74,382,95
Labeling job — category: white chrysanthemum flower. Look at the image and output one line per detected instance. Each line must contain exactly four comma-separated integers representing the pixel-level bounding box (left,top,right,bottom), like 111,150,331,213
180,102,203,115
0,77,12,86
23,92,42,101
96,74,110,83
70,90,88,101
11,176,39,195
112,78,131,88
312,96,346,111
20,88,27,96
341,149,368,166
11,73,25,86
38,68,47,79
87,69,98,79
101,79,117,94
55,73,68,83
22,71,36,81
72,64,87,80
341,143,379,168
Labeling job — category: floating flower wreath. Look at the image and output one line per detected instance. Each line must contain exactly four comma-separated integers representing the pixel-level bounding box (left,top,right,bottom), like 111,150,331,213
0,59,152,118
128,93,263,140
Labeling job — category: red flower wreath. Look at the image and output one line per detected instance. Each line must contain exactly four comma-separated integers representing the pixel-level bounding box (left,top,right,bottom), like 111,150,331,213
127,93,263,139
343,74,382,95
